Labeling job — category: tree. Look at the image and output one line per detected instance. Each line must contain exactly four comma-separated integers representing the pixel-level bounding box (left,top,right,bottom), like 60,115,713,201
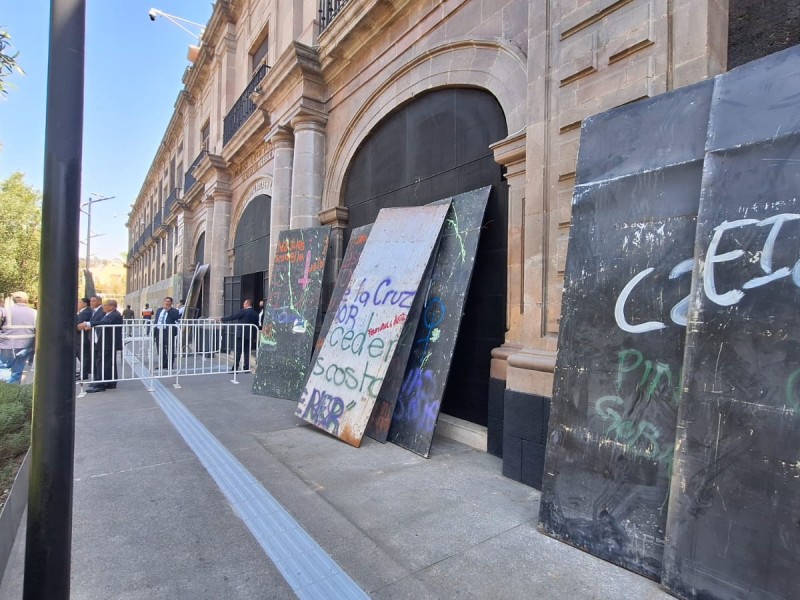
0,173,41,300
0,28,24,97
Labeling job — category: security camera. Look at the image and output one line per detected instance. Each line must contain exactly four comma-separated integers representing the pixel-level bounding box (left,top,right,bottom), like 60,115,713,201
148,9,157,21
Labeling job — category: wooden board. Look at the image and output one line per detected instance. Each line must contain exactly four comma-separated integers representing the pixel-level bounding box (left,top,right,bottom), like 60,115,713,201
296,205,449,447
253,226,330,400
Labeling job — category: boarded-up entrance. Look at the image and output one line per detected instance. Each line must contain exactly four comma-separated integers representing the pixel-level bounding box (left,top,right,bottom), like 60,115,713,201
343,87,508,426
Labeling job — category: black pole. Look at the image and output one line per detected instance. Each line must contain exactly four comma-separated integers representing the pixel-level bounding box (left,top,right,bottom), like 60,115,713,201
24,1,85,598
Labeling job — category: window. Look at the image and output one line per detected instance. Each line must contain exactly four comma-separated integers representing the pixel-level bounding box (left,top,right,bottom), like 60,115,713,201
201,120,210,152
250,33,268,72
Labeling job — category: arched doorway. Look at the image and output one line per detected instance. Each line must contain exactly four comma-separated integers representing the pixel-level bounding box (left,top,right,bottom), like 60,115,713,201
184,232,208,317
342,87,508,426
225,194,271,316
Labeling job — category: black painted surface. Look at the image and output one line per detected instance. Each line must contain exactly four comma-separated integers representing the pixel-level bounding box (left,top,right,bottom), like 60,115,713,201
386,187,490,456
728,1,800,69
343,88,508,427
252,226,330,400
487,377,505,457
502,390,550,490
538,80,714,581
233,194,271,276
663,47,800,600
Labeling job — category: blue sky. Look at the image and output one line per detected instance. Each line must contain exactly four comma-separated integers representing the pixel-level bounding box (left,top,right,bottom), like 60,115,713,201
1,1,213,260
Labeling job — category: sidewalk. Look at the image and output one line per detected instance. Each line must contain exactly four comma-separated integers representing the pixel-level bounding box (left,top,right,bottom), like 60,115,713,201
0,371,672,599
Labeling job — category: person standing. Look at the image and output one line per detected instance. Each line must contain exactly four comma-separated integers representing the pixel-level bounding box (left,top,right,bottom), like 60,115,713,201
153,296,180,369
0,291,37,384
141,303,154,334
75,297,93,380
122,304,135,320
80,299,123,392
219,299,260,372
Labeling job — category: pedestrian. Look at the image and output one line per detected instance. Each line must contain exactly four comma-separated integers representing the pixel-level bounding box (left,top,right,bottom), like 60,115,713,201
122,304,135,320
79,298,122,393
176,298,186,318
153,296,180,369
75,297,93,380
258,298,266,328
219,299,260,372
0,291,37,384
141,303,153,336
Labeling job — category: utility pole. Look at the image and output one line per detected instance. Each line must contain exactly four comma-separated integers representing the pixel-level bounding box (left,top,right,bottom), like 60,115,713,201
25,1,85,598
81,193,114,272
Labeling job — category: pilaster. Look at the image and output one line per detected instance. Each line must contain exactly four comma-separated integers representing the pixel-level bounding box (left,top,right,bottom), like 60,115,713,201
268,126,295,281
289,113,327,229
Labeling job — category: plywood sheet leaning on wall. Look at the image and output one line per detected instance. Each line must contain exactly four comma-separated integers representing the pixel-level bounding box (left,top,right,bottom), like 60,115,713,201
296,204,450,447
537,80,714,580
310,224,373,366
385,186,491,456
663,46,800,600
253,226,330,400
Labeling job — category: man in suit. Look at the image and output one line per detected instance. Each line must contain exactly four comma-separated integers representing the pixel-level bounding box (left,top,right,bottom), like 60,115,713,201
153,296,181,369
75,297,93,380
79,298,123,392
81,295,105,382
219,299,260,371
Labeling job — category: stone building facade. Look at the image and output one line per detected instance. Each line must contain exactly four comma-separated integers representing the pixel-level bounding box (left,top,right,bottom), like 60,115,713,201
126,0,790,476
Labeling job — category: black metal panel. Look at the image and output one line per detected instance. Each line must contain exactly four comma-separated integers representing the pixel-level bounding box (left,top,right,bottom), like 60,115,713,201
343,88,508,426
728,0,800,69
233,195,271,276
386,188,490,455
253,227,330,400
538,79,714,581
663,46,800,600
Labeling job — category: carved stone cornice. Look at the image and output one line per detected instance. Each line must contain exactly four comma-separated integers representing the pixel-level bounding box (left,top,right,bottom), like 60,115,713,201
490,130,527,170
220,109,271,165
319,205,348,228
506,347,557,373
253,42,326,118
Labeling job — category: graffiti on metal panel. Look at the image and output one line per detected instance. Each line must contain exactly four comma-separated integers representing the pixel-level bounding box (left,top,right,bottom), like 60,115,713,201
386,187,490,456
252,226,330,400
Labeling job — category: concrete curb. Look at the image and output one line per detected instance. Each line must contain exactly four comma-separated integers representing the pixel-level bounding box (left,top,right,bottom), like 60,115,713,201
0,449,29,579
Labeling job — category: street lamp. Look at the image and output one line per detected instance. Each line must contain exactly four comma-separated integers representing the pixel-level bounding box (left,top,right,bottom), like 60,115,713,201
148,8,205,40
148,7,205,61
80,193,114,273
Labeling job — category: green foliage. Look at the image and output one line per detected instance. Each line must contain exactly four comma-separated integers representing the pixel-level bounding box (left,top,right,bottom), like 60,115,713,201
0,172,41,300
0,382,31,460
0,28,24,97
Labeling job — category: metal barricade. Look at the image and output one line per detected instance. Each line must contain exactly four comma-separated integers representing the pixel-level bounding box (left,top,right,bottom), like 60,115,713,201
76,322,261,396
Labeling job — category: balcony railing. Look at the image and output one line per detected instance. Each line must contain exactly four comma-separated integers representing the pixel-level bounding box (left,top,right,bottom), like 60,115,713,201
319,0,351,32
183,148,206,193
223,62,269,146
153,209,163,231
164,187,181,216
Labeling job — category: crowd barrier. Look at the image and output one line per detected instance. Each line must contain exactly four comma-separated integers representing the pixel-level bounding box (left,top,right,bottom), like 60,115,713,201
75,319,260,397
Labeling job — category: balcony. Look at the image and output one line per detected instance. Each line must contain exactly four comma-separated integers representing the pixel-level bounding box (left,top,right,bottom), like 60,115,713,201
164,187,181,216
223,62,269,146
153,209,163,231
183,148,206,193
319,0,351,32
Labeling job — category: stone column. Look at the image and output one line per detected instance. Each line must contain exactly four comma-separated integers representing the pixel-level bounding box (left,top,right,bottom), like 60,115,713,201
269,126,294,281
207,192,231,317
289,115,326,229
